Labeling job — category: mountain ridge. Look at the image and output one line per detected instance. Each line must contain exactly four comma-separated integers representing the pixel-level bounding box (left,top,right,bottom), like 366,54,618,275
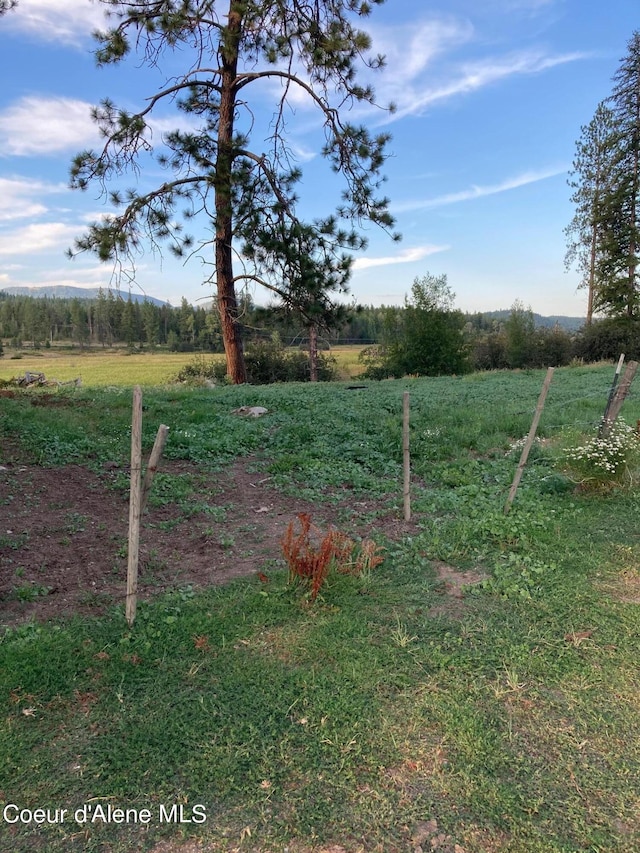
0,285,170,307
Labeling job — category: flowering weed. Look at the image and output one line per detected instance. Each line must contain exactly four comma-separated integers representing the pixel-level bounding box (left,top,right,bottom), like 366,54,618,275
562,418,640,491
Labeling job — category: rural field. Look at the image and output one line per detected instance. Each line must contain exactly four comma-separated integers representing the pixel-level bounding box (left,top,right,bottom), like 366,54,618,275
1,359,640,853
0,345,367,386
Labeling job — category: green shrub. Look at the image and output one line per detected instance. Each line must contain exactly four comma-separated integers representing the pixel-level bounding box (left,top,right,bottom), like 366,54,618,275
573,317,640,362
174,339,337,385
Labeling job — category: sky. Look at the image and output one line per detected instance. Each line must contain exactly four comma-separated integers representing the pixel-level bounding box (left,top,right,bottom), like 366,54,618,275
0,0,638,317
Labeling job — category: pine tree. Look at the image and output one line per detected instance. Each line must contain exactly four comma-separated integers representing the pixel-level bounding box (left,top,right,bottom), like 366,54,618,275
565,102,619,324
69,0,397,383
599,31,640,318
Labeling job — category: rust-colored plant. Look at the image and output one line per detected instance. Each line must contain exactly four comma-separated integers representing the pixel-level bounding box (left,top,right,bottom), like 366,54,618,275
281,513,384,600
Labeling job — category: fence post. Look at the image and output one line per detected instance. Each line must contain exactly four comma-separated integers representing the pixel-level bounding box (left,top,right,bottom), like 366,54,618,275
403,391,411,522
599,354,625,436
504,367,554,515
600,360,638,438
126,386,143,627
140,424,170,514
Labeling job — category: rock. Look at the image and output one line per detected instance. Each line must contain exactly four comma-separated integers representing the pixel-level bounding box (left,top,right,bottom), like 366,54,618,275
231,406,268,417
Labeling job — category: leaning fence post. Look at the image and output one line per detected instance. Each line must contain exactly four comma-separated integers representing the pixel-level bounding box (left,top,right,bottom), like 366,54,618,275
403,391,411,522
600,360,638,438
599,354,625,436
126,386,143,627
140,424,170,515
504,367,554,515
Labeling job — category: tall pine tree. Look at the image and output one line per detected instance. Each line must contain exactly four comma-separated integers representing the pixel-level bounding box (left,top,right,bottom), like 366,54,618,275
597,31,640,318
565,102,618,324
69,0,397,383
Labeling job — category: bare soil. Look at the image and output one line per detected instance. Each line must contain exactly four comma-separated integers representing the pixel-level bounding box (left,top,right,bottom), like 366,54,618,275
0,452,416,627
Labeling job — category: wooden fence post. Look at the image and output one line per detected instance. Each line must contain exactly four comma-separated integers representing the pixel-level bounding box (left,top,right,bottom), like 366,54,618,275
140,424,170,515
504,367,554,515
600,354,625,435
126,386,143,627
403,391,411,522
599,360,638,439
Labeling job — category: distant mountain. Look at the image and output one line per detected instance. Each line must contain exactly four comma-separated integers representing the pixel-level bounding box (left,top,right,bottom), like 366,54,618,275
475,310,585,332
0,285,169,307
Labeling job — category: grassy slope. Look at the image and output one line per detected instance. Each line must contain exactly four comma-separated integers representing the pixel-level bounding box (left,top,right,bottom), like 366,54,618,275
1,365,640,852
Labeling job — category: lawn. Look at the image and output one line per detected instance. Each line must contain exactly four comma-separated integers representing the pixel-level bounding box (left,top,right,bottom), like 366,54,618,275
1,364,639,852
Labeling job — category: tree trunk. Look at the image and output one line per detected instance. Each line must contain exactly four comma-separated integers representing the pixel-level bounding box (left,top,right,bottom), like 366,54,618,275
587,220,597,325
215,2,247,384
629,140,639,317
309,324,319,382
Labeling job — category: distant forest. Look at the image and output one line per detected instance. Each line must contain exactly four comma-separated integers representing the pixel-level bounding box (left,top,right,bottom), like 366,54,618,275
0,288,581,353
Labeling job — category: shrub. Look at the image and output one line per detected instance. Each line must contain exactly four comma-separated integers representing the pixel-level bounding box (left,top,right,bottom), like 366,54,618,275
573,318,640,362
282,513,384,600
173,339,338,385
360,274,470,378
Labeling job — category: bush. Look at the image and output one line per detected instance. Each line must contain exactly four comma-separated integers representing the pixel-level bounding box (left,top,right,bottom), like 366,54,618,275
174,339,338,385
360,274,470,378
573,318,640,362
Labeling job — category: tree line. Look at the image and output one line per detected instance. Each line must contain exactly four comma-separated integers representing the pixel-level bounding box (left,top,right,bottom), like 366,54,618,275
4,280,635,377
0,289,386,352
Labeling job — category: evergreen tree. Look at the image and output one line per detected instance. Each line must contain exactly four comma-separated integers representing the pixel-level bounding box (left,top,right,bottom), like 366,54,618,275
565,102,619,324
599,31,640,318
505,300,536,368
69,0,397,383
142,300,160,350
121,296,136,348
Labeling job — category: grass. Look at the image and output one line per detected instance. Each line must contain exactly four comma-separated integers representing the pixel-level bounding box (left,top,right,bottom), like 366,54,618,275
0,344,367,387
1,364,640,851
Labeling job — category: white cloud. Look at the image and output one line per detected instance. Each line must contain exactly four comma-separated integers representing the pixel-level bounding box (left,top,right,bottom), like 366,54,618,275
0,222,80,256
372,17,474,89
0,97,98,156
381,49,588,122
393,166,567,213
353,245,449,271
4,0,106,45
0,95,204,157
0,176,67,222
362,13,589,124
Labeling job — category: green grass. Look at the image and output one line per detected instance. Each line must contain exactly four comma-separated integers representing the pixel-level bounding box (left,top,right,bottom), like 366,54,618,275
2,364,640,851
0,344,366,387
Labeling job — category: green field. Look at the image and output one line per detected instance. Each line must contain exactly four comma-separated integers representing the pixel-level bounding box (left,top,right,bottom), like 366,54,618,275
0,344,366,386
1,364,640,852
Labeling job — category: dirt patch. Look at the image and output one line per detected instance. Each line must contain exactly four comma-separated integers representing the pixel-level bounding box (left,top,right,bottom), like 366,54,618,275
0,457,412,626
428,561,487,618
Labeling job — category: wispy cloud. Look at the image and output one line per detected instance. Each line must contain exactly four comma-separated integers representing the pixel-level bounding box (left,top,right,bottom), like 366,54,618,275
382,49,588,122
363,13,589,124
4,0,106,45
393,166,567,213
0,176,67,222
353,245,449,271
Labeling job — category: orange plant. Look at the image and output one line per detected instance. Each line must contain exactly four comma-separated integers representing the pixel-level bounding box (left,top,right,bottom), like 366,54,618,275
281,513,384,600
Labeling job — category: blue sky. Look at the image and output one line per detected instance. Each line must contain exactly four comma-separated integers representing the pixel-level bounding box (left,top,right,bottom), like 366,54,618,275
0,0,637,316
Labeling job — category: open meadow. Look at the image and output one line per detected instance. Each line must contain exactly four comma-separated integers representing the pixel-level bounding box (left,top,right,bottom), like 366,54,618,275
1,364,640,852
0,344,367,386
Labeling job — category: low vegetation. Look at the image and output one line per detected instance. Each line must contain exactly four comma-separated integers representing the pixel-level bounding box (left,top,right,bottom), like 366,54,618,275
1,365,640,852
